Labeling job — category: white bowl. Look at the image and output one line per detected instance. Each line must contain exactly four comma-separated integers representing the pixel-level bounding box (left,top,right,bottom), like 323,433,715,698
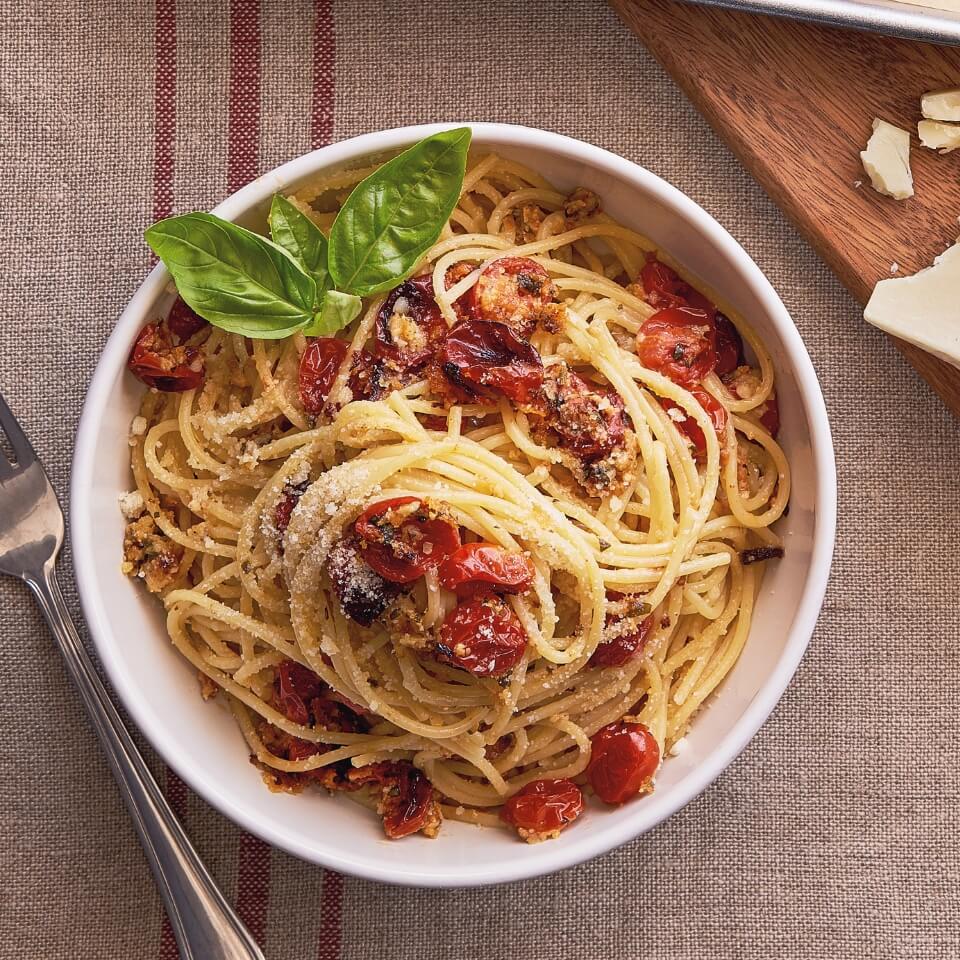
71,123,836,887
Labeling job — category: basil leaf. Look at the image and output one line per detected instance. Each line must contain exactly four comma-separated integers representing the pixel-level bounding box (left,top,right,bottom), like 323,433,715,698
328,127,471,296
302,290,363,337
268,195,331,300
145,212,316,339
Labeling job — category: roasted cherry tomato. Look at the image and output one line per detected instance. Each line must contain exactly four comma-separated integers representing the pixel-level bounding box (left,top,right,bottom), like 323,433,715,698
299,337,348,415
355,497,460,584
326,535,402,626
374,274,447,369
714,312,744,377
166,298,208,341
128,322,204,392
275,659,325,726
444,261,476,321
640,254,715,315
468,256,562,338
589,614,654,668
501,778,584,838
438,543,534,597
587,720,660,805
274,480,309,537
636,306,717,386
541,365,627,460
659,387,728,458
758,389,780,438
381,763,439,839
437,595,527,677
435,319,544,405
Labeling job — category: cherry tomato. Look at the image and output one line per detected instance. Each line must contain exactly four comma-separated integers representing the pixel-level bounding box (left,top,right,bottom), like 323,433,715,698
299,337,348,415
640,254,715,315
587,720,660,805
435,319,544,405
758,389,780,438
326,534,403,626
128,322,204,392
355,497,461,584
275,659,325,726
501,778,584,838
468,256,562,338
636,306,717,386
714,312,744,377
541,366,627,460
658,387,728,458
374,274,447,369
381,763,438,839
166,298,208,341
347,347,393,402
589,614,654,668
438,543,534,597
274,480,309,537
444,261,476,321
437,595,527,677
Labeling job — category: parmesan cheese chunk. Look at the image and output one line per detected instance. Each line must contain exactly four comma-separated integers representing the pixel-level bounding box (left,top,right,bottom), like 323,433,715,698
921,87,960,123
864,242,960,370
918,119,960,154
860,119,914,200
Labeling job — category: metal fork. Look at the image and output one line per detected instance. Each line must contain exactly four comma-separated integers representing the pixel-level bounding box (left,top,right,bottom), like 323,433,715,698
0,392,265,960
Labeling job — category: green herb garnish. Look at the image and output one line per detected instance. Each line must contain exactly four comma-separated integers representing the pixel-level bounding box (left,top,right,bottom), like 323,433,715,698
145,127,472,340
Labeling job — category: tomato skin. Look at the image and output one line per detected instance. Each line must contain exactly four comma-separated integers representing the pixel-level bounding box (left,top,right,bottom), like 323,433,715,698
437,595,527,677
381,763,439,839
435,319,544,405
275,660,325,726
274,479,309,538
166,298,208,341
714,312,744,377
326,535,402,626
640,254,715,315
540,365,627,460
438,543,534,597
589,614,654,668
355,497,461,584
758,389,780,438
128,322,204,392
374,274,447,369
636,306,717,386
587,721,660,805
299,337,348,415
468,256,562,338
501,778,584,837
659,387,728,458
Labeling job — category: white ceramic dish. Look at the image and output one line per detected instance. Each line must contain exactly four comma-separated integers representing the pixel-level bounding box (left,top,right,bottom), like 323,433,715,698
71,123,836,888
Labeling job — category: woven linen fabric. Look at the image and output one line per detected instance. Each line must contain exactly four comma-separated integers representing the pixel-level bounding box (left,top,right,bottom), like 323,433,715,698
0,1,958,957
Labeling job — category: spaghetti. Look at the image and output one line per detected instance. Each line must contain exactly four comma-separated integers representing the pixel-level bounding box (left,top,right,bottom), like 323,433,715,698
121,152,789,842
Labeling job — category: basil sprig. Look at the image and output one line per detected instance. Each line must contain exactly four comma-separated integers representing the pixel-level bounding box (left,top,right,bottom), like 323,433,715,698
144,127,472,341
328,126,471,296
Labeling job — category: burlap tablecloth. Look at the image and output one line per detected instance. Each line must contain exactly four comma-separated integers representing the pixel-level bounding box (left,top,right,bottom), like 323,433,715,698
1,1,958,957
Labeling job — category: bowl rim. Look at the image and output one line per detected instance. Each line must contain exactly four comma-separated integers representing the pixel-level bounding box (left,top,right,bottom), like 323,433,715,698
70,121,837,887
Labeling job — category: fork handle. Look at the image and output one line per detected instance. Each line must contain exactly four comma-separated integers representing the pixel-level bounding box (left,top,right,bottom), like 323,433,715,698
27,564,265,960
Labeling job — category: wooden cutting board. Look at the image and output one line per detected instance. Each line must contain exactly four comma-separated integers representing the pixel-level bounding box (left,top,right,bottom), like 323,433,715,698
611,0,960,417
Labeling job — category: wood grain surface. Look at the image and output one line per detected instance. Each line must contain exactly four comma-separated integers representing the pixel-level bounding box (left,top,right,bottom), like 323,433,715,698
611,0,960,417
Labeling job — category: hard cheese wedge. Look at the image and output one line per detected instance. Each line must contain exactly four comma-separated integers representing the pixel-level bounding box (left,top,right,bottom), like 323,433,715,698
865,243,960,370
860,119,914,200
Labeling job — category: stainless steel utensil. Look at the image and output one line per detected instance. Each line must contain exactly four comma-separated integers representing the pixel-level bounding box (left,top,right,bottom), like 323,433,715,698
0,391,265,960
691,0,960,43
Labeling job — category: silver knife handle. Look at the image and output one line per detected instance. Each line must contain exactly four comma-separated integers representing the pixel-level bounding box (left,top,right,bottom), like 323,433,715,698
27,563,265,960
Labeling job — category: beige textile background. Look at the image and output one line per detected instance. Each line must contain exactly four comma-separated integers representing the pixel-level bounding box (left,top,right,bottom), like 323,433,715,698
1,1,959,958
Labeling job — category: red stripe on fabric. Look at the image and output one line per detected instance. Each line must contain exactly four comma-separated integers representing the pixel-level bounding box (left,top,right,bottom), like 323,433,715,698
228,0,261,192
311,0,335,149
317,871,345,960
228,2,271,945
235,833,272,945
154,6,180,957
153,0,176,222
